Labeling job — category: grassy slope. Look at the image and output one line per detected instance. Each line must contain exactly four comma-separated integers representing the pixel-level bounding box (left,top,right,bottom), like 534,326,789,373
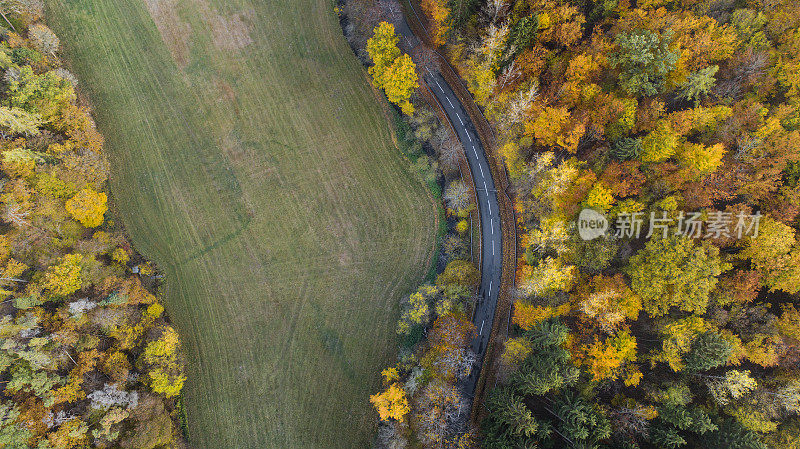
45,0,436,447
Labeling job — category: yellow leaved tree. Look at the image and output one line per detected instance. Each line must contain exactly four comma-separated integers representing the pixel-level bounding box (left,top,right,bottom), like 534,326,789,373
370,383,410,422
66,187,108,227
420,0,450,46
367,22,418,115
140,326,186,397
366,22,401,72
379,53,418,115
43,253,83,297
585,182,615,211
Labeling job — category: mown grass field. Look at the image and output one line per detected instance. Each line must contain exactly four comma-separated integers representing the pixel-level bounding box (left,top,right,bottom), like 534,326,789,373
45,0,436,446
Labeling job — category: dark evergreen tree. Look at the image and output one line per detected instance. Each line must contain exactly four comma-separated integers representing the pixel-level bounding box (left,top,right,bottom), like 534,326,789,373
609,29,679,96
511,320,579,396
702,419,768,449
548,392,612,449
684,332,732,373
611,137,643,160
482,387,545,449
650,425,687,449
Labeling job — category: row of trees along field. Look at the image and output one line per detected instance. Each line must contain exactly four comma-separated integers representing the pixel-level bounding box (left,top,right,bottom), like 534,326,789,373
363,20,483,449
0,4,187,448
416,0,800,447
337,4,491,446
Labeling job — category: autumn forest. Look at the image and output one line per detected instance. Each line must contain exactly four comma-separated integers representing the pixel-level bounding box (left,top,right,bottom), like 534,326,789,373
3,0,800,446
446,0,800,446
0,4,187,448
357,0,800,446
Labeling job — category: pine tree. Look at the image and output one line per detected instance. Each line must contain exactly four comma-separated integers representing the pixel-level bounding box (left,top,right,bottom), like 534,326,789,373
702,419,768,449
609,29,679,96
684,331,733,372
482,387,542,448
650,425,687,448
550,392,612,448
611,137,643,160
511,321,579,396
680,65,719,105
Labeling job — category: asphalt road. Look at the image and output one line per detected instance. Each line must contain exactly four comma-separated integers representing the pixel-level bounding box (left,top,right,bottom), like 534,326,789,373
393,11,502,400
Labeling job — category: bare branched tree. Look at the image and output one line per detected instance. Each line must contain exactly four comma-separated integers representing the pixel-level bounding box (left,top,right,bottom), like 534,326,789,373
444,180,471,211
28,24,59,56
478,0,509,27
376,422,409,449
0,0,44,31
496,60,520,93
713,48,767,101
361,2,383,29
432,126,450,149
413,46,440,76
438,137,463,174
505,81,538,127
3,204,29,227
376,0,403,24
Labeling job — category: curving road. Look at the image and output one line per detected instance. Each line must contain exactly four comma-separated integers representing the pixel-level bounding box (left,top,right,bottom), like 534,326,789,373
392,9,502,400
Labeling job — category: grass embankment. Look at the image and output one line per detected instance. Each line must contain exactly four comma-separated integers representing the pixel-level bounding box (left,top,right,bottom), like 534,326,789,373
45,0,436,447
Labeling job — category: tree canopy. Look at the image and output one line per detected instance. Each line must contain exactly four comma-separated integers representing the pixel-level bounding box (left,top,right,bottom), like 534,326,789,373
0,18,186,449
367,22,418,115
626,236,729,316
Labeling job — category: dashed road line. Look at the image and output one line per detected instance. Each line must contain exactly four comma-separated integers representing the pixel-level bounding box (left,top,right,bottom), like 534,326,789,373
419,22,502,407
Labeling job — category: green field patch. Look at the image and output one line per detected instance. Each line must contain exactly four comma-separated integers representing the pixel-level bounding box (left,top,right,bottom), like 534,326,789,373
46,0,437,446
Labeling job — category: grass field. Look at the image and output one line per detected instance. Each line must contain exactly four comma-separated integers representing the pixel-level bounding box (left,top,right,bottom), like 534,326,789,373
44,0,436,447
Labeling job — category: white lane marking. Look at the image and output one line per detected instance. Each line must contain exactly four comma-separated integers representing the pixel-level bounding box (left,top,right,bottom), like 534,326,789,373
488,199,492,215
489,280,493,292
492,240,495,256
467,133,472,142
473,146,479,158
479,320,485,336
483,181,488,191
491,219,494,235
446,97,454,108
457,114,464,125
435,80,444,92
478,164,484,178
